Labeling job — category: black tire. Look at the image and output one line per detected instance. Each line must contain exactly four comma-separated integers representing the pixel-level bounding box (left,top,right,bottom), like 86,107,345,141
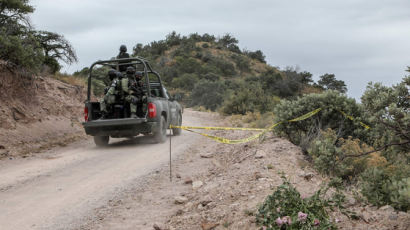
153,116,167,143
172,113,182,136
94,136,109,147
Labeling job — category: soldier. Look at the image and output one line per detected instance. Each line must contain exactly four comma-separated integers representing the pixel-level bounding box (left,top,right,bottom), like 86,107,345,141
121,66,141,118
134,71,146,116
100,70,122,119
117,45,130,72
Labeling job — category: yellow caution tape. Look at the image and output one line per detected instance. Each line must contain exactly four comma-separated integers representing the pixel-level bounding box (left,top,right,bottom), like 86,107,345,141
170,108,321,144
170,107,370,144
338,110,371,129
171,125,266,131
288,108,322,122
182,122,282,144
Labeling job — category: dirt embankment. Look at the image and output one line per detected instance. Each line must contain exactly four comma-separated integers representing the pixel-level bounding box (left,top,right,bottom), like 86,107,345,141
0,64,87,158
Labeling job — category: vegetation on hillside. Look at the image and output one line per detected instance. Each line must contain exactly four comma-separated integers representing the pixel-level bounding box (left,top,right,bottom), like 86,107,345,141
73,31,347,112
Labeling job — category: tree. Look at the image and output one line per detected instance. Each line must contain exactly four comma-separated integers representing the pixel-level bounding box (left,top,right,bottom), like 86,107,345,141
318,74,347,93
0,0,44,70
0,1,77,72
34,31,77,73
218,33,238,48
0,0,33,28
165,31,181,46
244,50,266,63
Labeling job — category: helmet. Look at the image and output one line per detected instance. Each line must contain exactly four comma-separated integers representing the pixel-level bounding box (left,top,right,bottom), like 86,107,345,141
116,72,123,79
135,71,143,78
119,45,127,52
126,66,135,75
108,69,117,80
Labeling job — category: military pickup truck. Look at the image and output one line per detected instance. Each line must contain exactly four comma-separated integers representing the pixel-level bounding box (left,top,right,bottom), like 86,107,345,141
82,57,183,146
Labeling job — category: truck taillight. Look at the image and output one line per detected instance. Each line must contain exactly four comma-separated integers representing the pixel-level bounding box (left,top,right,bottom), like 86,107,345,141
84,107,89,122
148,103,157,118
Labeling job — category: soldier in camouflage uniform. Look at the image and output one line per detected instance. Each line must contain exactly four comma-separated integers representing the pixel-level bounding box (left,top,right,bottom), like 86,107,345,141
100,70,122,118
121,66,142,118
117,45,130,72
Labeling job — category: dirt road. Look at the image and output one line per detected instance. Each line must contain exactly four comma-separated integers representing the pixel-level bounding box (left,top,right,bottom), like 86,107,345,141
0,109,207,230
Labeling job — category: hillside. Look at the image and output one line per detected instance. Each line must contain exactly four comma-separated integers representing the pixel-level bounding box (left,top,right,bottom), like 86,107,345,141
76,32,327,115
0,63,87,158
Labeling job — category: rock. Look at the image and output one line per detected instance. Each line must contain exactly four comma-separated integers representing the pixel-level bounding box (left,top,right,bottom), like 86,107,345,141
184,178,193,184
379,205,395,212
200,152,213,158
360,212,374,223
12,108,25,121
153,223,168,230
176,209,183,215
346,197,356,207
389,214,398,220
299,172,314,181
192,181,203,189
185,202,194,209
254,150,266,159
201,221,219,230
174,196,188,204
254,172,263,180
200,199,212,206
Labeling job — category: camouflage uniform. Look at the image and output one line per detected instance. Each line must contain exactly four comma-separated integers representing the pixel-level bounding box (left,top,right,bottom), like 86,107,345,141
121,67,141,118
100,71,122,115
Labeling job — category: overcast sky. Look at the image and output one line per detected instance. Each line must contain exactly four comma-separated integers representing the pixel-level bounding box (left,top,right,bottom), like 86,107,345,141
30,0,410,99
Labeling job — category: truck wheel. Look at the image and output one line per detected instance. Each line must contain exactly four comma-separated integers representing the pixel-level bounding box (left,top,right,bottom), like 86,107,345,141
94,136,109,147
172,113,182,136
153,116,167,143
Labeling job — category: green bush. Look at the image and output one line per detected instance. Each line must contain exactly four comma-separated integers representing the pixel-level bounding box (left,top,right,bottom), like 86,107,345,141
273,91,370,149
0,32,44,71
361,76,409,161
308,129,375,181
220,81,279,115
171,73,199,90
257,175,350,230
189,80,226,110
360,167,410,211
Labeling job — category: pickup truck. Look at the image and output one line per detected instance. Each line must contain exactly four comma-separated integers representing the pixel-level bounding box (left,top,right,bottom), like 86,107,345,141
82,57,183,146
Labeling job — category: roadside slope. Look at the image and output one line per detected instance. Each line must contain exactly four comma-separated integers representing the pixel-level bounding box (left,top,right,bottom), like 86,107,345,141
0,64,86,158
85,114,410,230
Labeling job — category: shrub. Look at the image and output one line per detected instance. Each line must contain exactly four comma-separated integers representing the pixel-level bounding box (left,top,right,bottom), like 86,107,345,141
208,57,236,76
174,56,201,74
189,80,226,110
244,49,266,63
308,129,377,181
361,76,410,161
360,166,410,211
171,73,199,90
273,90,370,149
231,54,250,73
257,175,350,230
